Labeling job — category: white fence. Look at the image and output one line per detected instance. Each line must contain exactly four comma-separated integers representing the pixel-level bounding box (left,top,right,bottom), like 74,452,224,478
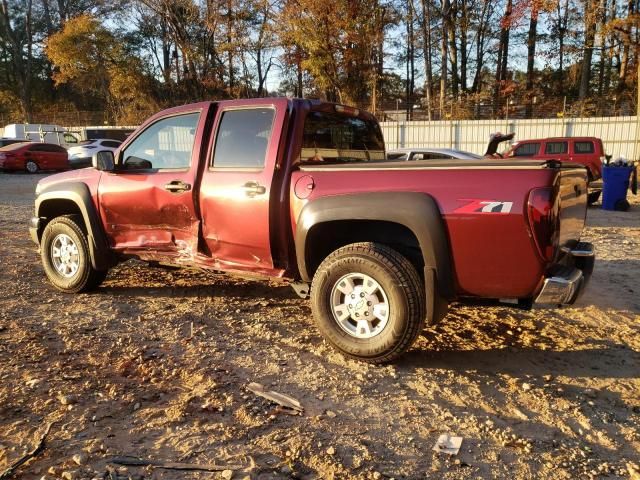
380,116,640,159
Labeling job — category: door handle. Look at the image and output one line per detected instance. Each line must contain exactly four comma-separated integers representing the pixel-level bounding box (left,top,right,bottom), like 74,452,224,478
164,180,191,193
242,181,266,197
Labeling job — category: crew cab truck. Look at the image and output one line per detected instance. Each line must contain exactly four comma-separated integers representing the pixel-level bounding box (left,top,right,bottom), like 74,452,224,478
29,98,595,363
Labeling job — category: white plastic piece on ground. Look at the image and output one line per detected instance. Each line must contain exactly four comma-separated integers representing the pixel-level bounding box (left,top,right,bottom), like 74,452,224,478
433,434,463,455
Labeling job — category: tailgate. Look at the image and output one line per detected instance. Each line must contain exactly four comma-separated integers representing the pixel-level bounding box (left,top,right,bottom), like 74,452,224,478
557,167,589,251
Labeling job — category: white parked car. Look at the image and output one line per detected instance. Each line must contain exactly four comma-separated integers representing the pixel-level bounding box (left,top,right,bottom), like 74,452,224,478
67,139,122,168
386,147,483,161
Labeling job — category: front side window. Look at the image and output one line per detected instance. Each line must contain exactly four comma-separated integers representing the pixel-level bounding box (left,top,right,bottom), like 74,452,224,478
212,108,275,168
513,143,540,157
545,141,568,155
574,141,594,154
300,111,385,164
121,112,199,170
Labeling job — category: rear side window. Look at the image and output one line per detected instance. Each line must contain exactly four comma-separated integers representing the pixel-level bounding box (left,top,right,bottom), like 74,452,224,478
574,141,594,154
41,144,66,153
300,111,385,164
212,108,275,168
544,141,568,155
121,112,199,170
411,152,453,160
102,140,121,148
513,143,540,156
30,144,64,152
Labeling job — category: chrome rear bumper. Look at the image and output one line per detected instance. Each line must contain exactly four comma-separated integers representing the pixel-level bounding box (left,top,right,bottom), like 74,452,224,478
534,242,594,306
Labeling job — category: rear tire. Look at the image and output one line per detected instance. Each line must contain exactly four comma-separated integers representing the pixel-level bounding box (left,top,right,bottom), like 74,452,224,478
25,160,39,174
40,215,108,293
311,242,425,363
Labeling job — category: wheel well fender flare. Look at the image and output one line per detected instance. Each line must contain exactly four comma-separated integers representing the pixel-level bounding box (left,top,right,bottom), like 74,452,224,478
35,182,114,271
295,192,454,299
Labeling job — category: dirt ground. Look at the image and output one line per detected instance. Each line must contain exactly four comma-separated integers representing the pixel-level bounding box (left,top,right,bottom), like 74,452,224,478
0,172,638,480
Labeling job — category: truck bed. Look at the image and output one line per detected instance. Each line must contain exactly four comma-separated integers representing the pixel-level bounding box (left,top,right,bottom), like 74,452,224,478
292,159,588,299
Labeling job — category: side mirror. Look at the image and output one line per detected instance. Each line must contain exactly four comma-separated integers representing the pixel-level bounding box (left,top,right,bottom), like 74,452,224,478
92,150,115,171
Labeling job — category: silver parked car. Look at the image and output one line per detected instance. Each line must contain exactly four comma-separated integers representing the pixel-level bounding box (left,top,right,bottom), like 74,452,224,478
386,147,483,161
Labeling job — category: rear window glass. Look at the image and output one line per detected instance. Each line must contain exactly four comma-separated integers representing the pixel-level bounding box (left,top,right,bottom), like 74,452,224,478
513,143,540,156
212,108,275,168
300,111,385,164
544,141,568,155
386,152,408,161
574,141,594,154
411,152,453,160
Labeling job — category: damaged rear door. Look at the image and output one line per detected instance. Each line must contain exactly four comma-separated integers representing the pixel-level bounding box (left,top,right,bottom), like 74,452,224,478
198,98,288,274
97,107,207,261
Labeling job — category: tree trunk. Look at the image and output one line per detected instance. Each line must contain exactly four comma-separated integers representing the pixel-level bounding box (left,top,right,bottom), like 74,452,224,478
494,0,512,110
472,0,489,94
420,0,433,119
446,1,458,98
227,0,234,95
406,0,415,119
161,20,172,83
605,0,616,92
557,0,569,92
459,0,467,92
597,0,608,96
440,0,449,117
617,0,634,90
526,1,539,117
579,0,597,99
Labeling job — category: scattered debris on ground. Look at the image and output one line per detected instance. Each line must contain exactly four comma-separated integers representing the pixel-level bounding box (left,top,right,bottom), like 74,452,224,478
0,174,638,479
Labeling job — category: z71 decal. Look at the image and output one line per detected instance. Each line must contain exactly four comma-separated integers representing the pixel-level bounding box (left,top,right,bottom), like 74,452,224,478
454,199,514,214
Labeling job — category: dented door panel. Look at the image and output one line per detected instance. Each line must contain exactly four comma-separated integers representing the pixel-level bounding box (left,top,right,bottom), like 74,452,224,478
199,98,289,271
97,105,210,261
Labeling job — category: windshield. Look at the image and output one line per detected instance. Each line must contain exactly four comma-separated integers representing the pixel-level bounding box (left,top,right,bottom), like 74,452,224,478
300,111,385,164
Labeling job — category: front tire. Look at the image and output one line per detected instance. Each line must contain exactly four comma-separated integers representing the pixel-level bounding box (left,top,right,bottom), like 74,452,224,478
25,160,39,174
311,242,425,363
40,215,108,293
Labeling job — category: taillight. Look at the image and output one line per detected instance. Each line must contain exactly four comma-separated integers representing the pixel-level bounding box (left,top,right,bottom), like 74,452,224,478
527,187,559,262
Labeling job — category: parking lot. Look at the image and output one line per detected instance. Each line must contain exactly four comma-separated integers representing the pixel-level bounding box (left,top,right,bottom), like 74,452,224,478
0,172,638,479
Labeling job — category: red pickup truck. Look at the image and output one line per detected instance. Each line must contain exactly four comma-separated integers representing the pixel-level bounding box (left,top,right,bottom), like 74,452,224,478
29,98,594,363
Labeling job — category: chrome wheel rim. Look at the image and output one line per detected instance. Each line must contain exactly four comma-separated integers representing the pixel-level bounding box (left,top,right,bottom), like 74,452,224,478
26,161,38,173
51,234,80,278
330,273,390,339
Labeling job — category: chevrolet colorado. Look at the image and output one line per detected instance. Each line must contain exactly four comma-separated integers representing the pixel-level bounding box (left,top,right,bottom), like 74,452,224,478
29,98,595,362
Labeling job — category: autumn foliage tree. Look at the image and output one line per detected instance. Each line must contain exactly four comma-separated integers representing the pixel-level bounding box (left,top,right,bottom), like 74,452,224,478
45,14,157,123
279,0,381,106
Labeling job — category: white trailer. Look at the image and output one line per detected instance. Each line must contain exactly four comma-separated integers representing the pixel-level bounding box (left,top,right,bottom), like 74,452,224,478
2,124,80,148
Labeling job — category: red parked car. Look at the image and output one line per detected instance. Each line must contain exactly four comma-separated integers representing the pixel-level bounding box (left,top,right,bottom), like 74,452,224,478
505,136,606,203
0,142,70,173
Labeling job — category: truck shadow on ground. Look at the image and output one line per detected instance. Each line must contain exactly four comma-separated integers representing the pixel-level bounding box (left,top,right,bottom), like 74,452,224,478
401,341,638,380
586,201,639,228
